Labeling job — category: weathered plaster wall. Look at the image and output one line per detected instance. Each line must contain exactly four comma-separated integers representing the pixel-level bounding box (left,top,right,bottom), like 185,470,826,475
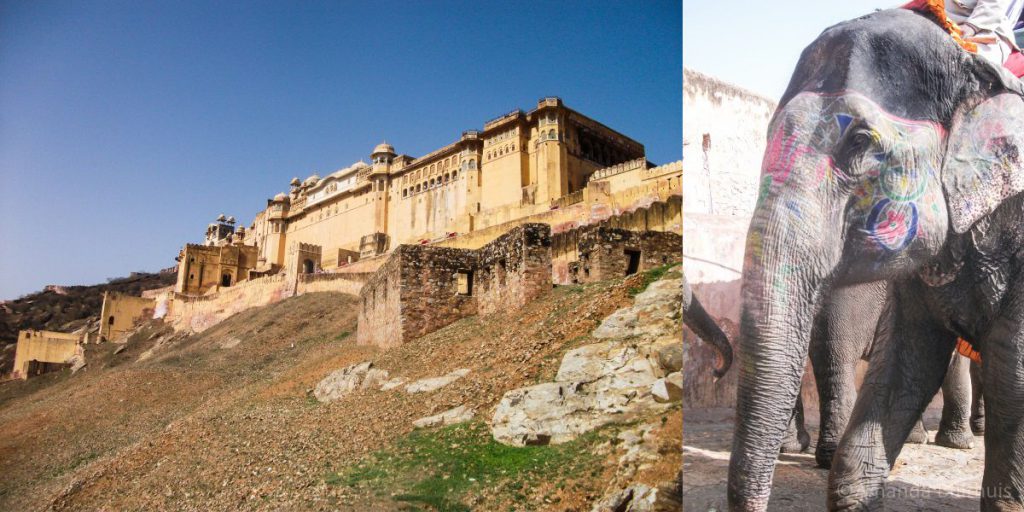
682,68,776,409
12,330,81,379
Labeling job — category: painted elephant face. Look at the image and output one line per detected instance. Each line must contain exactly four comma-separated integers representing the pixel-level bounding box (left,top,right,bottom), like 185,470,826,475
752,91,948,282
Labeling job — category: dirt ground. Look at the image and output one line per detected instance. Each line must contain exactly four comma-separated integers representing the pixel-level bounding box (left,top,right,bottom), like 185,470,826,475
683,408,985,511
0,273,680,511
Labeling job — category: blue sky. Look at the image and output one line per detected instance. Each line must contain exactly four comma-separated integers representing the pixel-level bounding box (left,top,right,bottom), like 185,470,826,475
684,1,895,99
0,0,681,299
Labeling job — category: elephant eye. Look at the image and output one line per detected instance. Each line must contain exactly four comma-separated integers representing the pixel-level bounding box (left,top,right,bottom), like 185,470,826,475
835,128,877,175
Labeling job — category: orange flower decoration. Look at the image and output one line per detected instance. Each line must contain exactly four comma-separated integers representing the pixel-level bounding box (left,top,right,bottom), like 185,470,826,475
904,0,979,53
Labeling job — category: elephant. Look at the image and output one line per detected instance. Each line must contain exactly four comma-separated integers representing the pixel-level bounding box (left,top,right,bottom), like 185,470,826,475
683,274,733,380
779,281,980,468
726,8,1024,511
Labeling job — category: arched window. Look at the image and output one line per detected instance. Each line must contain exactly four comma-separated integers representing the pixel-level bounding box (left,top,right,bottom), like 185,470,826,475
302,259,315,274
108,316,115,325
221,274,232,287
548,129,556,139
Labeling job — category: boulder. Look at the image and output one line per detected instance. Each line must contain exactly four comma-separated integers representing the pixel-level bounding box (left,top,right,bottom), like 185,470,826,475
360,368,390,390
492,273,681,447
405,368,470,394
650,372,682,404
314,361,372,402
412,405,474,428
649,336,682,374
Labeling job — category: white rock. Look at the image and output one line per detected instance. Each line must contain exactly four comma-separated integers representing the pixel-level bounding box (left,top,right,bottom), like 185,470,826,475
651,372,682,403
405,368,470,394
360,368,390,390
412,405,475,428
314,361,372,402
379,377,407,391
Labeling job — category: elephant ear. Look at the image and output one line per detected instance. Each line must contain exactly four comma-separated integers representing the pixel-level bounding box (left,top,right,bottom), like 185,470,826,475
942,91,1024,234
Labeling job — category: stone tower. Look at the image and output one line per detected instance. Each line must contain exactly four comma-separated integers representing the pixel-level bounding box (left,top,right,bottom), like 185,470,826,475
363,142,395,255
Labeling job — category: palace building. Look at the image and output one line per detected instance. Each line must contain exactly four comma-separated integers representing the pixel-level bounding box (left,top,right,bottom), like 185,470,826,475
174,97,664,295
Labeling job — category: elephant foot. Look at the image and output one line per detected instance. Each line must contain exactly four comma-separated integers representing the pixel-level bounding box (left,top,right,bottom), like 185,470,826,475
934,429,974,450
815,441,837,469
780,429,811,454
906,422,928,444
971,417,985,436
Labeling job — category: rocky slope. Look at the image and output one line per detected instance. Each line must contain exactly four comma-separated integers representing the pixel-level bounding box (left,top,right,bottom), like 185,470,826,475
0,269,681,511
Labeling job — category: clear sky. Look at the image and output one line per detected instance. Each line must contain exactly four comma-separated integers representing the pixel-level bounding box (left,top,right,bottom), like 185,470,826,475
0,0,681,300
684,1,896,99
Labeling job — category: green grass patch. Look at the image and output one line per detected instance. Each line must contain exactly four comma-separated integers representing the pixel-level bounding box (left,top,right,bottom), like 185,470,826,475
334,330,351,341
627,263,679,297
326,420,606,511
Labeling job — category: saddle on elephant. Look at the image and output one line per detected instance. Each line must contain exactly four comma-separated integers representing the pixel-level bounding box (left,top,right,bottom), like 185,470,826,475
903,0,1024,77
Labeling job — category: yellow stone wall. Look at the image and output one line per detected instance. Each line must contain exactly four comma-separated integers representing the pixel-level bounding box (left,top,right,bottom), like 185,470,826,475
11,330,81,380
98,291,156,342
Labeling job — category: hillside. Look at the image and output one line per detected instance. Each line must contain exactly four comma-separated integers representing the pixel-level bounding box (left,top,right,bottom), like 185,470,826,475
0,271,681,511
0,271,177,346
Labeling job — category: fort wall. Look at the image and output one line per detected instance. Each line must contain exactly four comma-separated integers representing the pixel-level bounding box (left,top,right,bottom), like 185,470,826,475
11,330,81,379
574,228,681,283
98,292,157,342
473,224,552,316
357,224,552,348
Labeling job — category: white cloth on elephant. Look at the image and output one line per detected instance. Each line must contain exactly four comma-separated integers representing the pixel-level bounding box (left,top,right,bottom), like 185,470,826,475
945,0,1024,64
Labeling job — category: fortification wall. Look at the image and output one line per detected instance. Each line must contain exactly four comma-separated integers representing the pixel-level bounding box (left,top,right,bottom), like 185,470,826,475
12,330,81,379
167,274,293,333
296,271,373,296
356,254,405,349
576,228,681,283
474,224,552,316
98,292,156,342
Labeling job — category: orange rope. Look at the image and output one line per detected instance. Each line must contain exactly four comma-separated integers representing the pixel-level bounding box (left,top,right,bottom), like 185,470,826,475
907,0,979,53
957,337,982,364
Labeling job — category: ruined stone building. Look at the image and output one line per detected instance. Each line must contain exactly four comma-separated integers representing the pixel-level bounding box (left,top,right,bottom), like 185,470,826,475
173,97,671,295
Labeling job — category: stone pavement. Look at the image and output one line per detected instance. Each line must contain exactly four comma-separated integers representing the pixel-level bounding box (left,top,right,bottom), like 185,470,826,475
684,408,984,511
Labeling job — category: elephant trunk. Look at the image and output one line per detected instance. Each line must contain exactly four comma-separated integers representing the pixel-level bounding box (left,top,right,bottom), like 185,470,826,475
727,211,829,511
682,277,733,380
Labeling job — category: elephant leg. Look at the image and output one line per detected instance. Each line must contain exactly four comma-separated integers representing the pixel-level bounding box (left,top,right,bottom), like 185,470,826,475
811,281,888,468
780,392,811,453
935,353,974,449
810,324,858,467
971,360,985,435
979,316,1024,511
828,284,956,510
906,418,929,444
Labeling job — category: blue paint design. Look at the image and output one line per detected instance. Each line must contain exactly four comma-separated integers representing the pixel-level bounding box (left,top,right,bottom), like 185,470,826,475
835,113,854,137
866,199,918,252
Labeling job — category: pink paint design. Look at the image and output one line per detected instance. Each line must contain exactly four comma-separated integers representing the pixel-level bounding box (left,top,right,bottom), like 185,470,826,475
762,127,814,184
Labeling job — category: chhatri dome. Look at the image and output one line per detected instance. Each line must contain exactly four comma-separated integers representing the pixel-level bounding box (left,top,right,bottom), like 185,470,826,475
373,141,395,155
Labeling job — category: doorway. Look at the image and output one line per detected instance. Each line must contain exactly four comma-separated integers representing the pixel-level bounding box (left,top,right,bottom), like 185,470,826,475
624,249,641,276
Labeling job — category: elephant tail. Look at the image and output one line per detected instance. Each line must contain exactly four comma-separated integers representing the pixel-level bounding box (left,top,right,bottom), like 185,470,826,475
683,287,734,380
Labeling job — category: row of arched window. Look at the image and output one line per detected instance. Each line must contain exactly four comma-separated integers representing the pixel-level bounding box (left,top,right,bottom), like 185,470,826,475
402,170,459,198
486,143,517,161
